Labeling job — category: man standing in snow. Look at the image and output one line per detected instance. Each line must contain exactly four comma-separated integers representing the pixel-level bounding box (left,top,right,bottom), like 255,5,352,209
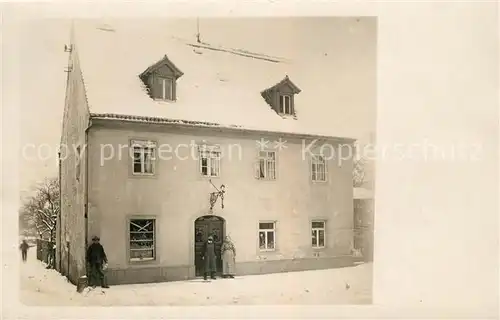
86,236,109,288
202,235,217,281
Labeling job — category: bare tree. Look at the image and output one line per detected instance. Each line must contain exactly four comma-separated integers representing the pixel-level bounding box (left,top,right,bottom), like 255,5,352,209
20,177,59,242
19,198,40,238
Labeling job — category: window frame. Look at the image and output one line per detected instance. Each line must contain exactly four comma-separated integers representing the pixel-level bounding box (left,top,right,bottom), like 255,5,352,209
199,145,221,178
127,217,157,263
258,221,277,252
311,153,328,182
131,139,157,176
311,220,326,249
159,76,174,101
279,94,293,115
256,150,277,180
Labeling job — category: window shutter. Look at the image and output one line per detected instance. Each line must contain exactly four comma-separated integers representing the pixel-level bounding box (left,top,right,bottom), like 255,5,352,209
324,157,329,181
164,78,173,100
310,155,315,180
254,157,261,179
150,76,163,99
284,96,290,114
212,153,220,177
198,146,204,175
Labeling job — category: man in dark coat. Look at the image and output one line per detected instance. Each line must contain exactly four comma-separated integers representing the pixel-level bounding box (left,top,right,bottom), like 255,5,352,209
202,235,217,280
19,240,29,262
86,236,109,288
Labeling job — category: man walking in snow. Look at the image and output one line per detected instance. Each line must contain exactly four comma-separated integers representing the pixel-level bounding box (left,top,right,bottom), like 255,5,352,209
19,240,29,262
202,235,217,281
86,236,109,288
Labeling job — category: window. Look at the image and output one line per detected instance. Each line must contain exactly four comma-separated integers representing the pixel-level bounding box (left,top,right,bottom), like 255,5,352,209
256,151,276,180
279,94,292,115
311,154,327,182
311,220,326,248
199,145,221,177
75,146,81,181
259,222,276,251
160,77,174,101
131,140,156,175
151,76,174,101
129,218,155,261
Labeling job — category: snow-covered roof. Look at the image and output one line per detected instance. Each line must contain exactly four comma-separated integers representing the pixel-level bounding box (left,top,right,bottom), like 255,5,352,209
73,21,355,140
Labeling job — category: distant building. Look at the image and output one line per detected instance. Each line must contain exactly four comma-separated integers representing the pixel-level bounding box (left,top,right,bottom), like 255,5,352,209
353,187,374,262
57,21,360,285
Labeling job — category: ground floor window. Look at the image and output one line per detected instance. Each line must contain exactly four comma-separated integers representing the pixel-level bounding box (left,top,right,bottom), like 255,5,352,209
311,220,326,248
129,218,155,261
259,221,276,251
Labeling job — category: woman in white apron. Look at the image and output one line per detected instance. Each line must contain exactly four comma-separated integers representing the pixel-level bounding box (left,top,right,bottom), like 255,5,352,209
221,236,236,278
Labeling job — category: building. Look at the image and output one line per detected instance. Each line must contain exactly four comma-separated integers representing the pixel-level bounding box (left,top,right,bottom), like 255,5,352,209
353,187,374,262
352,132,375,262
57,20,360,285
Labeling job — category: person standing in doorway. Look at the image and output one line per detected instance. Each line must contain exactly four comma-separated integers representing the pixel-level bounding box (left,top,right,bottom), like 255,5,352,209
19,240,29,263
202,235,217,280
86,236,109,288
221,235,236,278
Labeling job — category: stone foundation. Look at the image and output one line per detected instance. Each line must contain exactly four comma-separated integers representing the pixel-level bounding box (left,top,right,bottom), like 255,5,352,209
106,256,355,285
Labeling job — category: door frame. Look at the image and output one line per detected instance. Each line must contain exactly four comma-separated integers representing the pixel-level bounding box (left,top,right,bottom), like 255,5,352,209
194,215,226,277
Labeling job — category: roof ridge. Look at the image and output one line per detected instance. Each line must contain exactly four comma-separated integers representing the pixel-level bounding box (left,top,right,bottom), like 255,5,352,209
172,36,292,64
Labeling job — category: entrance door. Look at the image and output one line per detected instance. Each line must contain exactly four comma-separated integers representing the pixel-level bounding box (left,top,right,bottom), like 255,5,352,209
194,215,224,276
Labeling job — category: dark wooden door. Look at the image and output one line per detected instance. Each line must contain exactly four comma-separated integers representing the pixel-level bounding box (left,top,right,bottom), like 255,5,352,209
194,216,224,276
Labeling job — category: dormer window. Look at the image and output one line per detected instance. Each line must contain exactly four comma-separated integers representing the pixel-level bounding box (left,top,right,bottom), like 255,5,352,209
261,75,301,118
159,77,174,101
140,54,183,102
279,94,292,115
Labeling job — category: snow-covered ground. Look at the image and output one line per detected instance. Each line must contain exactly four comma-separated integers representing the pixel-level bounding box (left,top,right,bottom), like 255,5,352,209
20,248,372,306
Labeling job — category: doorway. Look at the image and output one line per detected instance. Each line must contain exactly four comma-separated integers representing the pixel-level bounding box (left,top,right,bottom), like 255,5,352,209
194,215,225,277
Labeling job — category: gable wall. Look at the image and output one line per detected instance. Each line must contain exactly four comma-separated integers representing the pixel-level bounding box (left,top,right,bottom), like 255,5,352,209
156,65,175,76
57,43,90,284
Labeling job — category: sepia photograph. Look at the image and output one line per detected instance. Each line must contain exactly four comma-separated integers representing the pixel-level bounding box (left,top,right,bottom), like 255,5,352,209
3,1,498,319
17,17,377,306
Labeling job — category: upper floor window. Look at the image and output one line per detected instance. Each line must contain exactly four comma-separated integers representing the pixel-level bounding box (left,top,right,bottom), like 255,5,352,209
311,154,327,182
131,140,156,175
279,94,292,115
158,77,174,101
199,145,221,177
256,151,276,180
